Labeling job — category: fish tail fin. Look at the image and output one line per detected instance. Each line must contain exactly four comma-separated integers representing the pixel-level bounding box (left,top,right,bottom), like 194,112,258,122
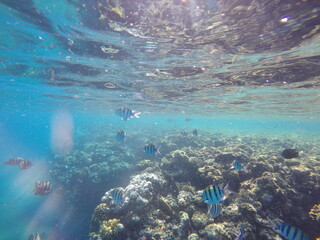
224,183,234,196
235,228,244,240
267,217,277,229
230,160,236,170
134,112,141,118
207,204,211,215
157,146,161,155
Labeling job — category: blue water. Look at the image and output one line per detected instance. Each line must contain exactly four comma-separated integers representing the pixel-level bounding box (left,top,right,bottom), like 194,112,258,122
1,0,320,239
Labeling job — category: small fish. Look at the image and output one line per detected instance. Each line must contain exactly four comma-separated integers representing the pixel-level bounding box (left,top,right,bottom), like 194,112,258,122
192,129,198,136
202,184,233,205
281,149,299,159
28,232,41,240
115,107,141,121
33,181,52,196
3,157,23,166
143,143,160,155
19,159,33,170
309,204,320,221
235,228,245,240
110,187,124,205
158,196,173,215
268,218,309,240
230,160,248,171
184,118,192,122
207,203,221,218
116,130,125,142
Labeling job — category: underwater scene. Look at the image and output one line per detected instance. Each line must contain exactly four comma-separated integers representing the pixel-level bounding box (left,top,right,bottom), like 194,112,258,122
0,0,320,240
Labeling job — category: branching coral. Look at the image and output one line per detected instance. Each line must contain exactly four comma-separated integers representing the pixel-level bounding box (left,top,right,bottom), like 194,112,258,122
99,218,124,240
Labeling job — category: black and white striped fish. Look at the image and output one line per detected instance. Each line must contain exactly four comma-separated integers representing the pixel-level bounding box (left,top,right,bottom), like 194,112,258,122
110,187,124,205
115,107,141,121
268,218,309,240
230,160,248,171
19,159,33,170
116,130,125,142
143,143,160,155
207,203,221,218
3,157,23,166
202,184,233,205
33,181,52,196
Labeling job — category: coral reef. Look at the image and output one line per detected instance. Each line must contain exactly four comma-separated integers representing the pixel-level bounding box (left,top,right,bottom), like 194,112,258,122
89,218,124,240
88,131,320,239
100,219,124,239
50,127,320,240
48,131,140,205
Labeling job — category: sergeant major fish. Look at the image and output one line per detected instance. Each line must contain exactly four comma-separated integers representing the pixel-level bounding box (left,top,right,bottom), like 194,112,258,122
116,130,125,142
33,181,52,196
115,107,141,121
202,184,233,205
144,143,160,155
19,159,33,170
268,218,309,240
3,157,23,166
207,203,221,218
230,160,248,171
110,187,124,205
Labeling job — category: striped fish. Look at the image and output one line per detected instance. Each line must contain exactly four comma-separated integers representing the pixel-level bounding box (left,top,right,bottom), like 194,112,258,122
230,160,247,171
143,143,160,155
110,187,124,205
202,184,232,205
207,203,221,218
309,205,320,221
115,107,141,121
33,181,52,196
19,159,33,170
28,232,41,240
269,219,309,240
3,157,23,166
116,130,125,142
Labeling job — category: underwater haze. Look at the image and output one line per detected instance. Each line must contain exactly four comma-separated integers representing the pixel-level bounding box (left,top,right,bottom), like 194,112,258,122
0,0,320,240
